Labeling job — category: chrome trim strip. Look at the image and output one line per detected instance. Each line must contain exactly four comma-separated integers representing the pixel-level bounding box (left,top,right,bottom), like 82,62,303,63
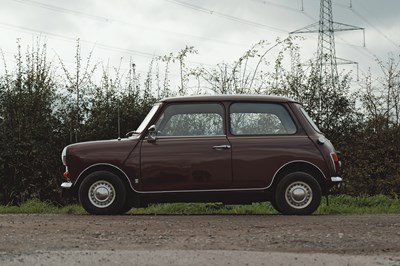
140,187,267,194
139,160,327,194
75,163,135,191
75,160,327,194
270,160,327,186
155,135,227,139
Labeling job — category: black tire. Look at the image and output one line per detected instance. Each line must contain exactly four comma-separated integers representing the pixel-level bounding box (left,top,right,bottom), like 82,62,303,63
274,172,322,215
270,197,280,213
79,171,127,215
119,192,134,214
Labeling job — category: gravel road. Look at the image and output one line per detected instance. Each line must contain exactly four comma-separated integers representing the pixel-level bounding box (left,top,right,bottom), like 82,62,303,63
0,214,400,265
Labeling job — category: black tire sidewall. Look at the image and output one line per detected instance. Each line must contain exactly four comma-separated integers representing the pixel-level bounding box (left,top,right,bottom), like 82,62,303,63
79,171,127,215
275,172,322,215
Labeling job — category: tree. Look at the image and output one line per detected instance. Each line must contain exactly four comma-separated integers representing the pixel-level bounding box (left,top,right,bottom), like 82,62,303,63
58,39,98,143
361,55,400,127
0,41,62,204
195,40,281,95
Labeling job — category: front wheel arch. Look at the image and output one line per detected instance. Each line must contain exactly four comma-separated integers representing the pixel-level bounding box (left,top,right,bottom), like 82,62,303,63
74,164,135,195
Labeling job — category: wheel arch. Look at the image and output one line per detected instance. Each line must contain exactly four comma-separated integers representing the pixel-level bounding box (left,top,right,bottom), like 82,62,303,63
271,161,328,195
74,164,135,195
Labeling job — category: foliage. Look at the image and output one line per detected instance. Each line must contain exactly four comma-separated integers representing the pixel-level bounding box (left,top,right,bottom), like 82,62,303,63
0,42,62,204
192,39,282,95
0,38,399,205
337,117,400,196
0,41,156,205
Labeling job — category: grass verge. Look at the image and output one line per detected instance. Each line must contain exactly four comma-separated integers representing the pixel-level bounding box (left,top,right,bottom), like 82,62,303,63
0,195,399,215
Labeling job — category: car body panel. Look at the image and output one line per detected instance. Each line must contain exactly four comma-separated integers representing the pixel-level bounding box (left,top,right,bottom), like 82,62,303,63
139,136,232,191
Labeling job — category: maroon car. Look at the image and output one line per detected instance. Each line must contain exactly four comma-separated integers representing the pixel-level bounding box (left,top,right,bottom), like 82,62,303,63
61,95,342,215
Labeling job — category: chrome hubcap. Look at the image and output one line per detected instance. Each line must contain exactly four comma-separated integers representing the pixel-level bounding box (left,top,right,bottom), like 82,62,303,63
88,180,115,208
285,181,313,209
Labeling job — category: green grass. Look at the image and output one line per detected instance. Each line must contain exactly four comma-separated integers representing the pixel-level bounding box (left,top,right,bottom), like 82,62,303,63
315,194,400,214
0,195,399,215
0,199,85,214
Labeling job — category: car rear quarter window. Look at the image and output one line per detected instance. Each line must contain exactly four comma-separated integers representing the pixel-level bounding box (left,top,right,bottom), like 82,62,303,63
229,103,297,135
299,105,322,133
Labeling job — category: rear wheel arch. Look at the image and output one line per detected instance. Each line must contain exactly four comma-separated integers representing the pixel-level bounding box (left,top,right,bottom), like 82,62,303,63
271,161,328,195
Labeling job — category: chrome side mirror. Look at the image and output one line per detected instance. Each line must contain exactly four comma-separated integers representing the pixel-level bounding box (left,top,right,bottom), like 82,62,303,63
147,125,157,142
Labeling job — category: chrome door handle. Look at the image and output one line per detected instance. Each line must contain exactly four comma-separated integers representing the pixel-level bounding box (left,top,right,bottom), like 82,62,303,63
212,145,231,150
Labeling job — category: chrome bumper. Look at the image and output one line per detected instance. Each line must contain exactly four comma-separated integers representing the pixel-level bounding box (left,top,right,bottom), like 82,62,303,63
331,176,343,182
61,182,73,189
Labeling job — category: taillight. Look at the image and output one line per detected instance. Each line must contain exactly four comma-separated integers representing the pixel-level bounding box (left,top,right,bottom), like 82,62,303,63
330,152,341,172
63,171,69,179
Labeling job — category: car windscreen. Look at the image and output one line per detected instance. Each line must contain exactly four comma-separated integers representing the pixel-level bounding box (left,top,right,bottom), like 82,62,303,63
135,104,160,133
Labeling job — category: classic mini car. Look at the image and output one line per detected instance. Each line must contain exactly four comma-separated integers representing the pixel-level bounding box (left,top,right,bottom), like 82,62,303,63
61,95,342,215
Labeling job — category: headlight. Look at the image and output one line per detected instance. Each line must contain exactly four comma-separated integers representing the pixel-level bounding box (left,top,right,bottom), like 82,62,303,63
61,146,67,166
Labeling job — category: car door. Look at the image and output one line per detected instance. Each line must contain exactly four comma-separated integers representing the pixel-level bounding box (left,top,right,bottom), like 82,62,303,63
227,102,306,189
140,102,232,191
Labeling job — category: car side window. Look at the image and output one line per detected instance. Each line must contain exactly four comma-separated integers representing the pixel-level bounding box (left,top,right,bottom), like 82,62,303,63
155,103,224,137
229,103,296,135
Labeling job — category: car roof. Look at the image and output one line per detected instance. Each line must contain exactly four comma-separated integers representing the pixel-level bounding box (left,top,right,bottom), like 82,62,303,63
160,95,297,103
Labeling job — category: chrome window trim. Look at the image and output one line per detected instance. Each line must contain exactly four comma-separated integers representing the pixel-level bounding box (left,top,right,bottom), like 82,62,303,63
228,102,298,136
154,135,228,139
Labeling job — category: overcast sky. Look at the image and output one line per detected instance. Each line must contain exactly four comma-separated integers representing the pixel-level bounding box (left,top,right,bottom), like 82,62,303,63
1,0,399,91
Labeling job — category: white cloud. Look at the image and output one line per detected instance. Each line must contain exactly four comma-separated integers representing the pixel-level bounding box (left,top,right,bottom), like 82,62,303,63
0,0,399,90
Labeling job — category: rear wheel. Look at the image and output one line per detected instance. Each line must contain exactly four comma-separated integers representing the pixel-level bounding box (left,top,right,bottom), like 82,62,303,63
269,197,280,213
274,172,322,215
79,171,127,215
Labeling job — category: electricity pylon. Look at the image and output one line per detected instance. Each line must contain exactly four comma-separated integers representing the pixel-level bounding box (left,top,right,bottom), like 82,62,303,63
290,0,364,87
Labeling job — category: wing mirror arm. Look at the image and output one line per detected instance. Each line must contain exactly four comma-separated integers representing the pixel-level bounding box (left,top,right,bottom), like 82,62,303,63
147,125,157,142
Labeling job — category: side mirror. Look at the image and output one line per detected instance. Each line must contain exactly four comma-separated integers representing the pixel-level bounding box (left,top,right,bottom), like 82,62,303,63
147,125,157,142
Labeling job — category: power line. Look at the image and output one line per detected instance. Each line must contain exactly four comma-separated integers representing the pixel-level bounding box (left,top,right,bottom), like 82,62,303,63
164,0,288,33
247,0,302,13
0,22,188,73
11,0,110,23
249,0,315,21
351,7,400,50
9,0,249,49
297,5,377,61
247,0,376,75
0,21,217,68
326,0,400,50
0,21,156,58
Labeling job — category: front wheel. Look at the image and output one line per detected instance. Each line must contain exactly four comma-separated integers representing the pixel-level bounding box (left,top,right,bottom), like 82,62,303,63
79,171,127,215
274,172,322,215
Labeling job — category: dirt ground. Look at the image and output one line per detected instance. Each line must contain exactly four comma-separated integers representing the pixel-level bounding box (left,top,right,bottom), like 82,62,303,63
0,214,400,265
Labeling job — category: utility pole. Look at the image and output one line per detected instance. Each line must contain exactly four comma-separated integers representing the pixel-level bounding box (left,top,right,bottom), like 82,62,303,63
290,0,364,88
